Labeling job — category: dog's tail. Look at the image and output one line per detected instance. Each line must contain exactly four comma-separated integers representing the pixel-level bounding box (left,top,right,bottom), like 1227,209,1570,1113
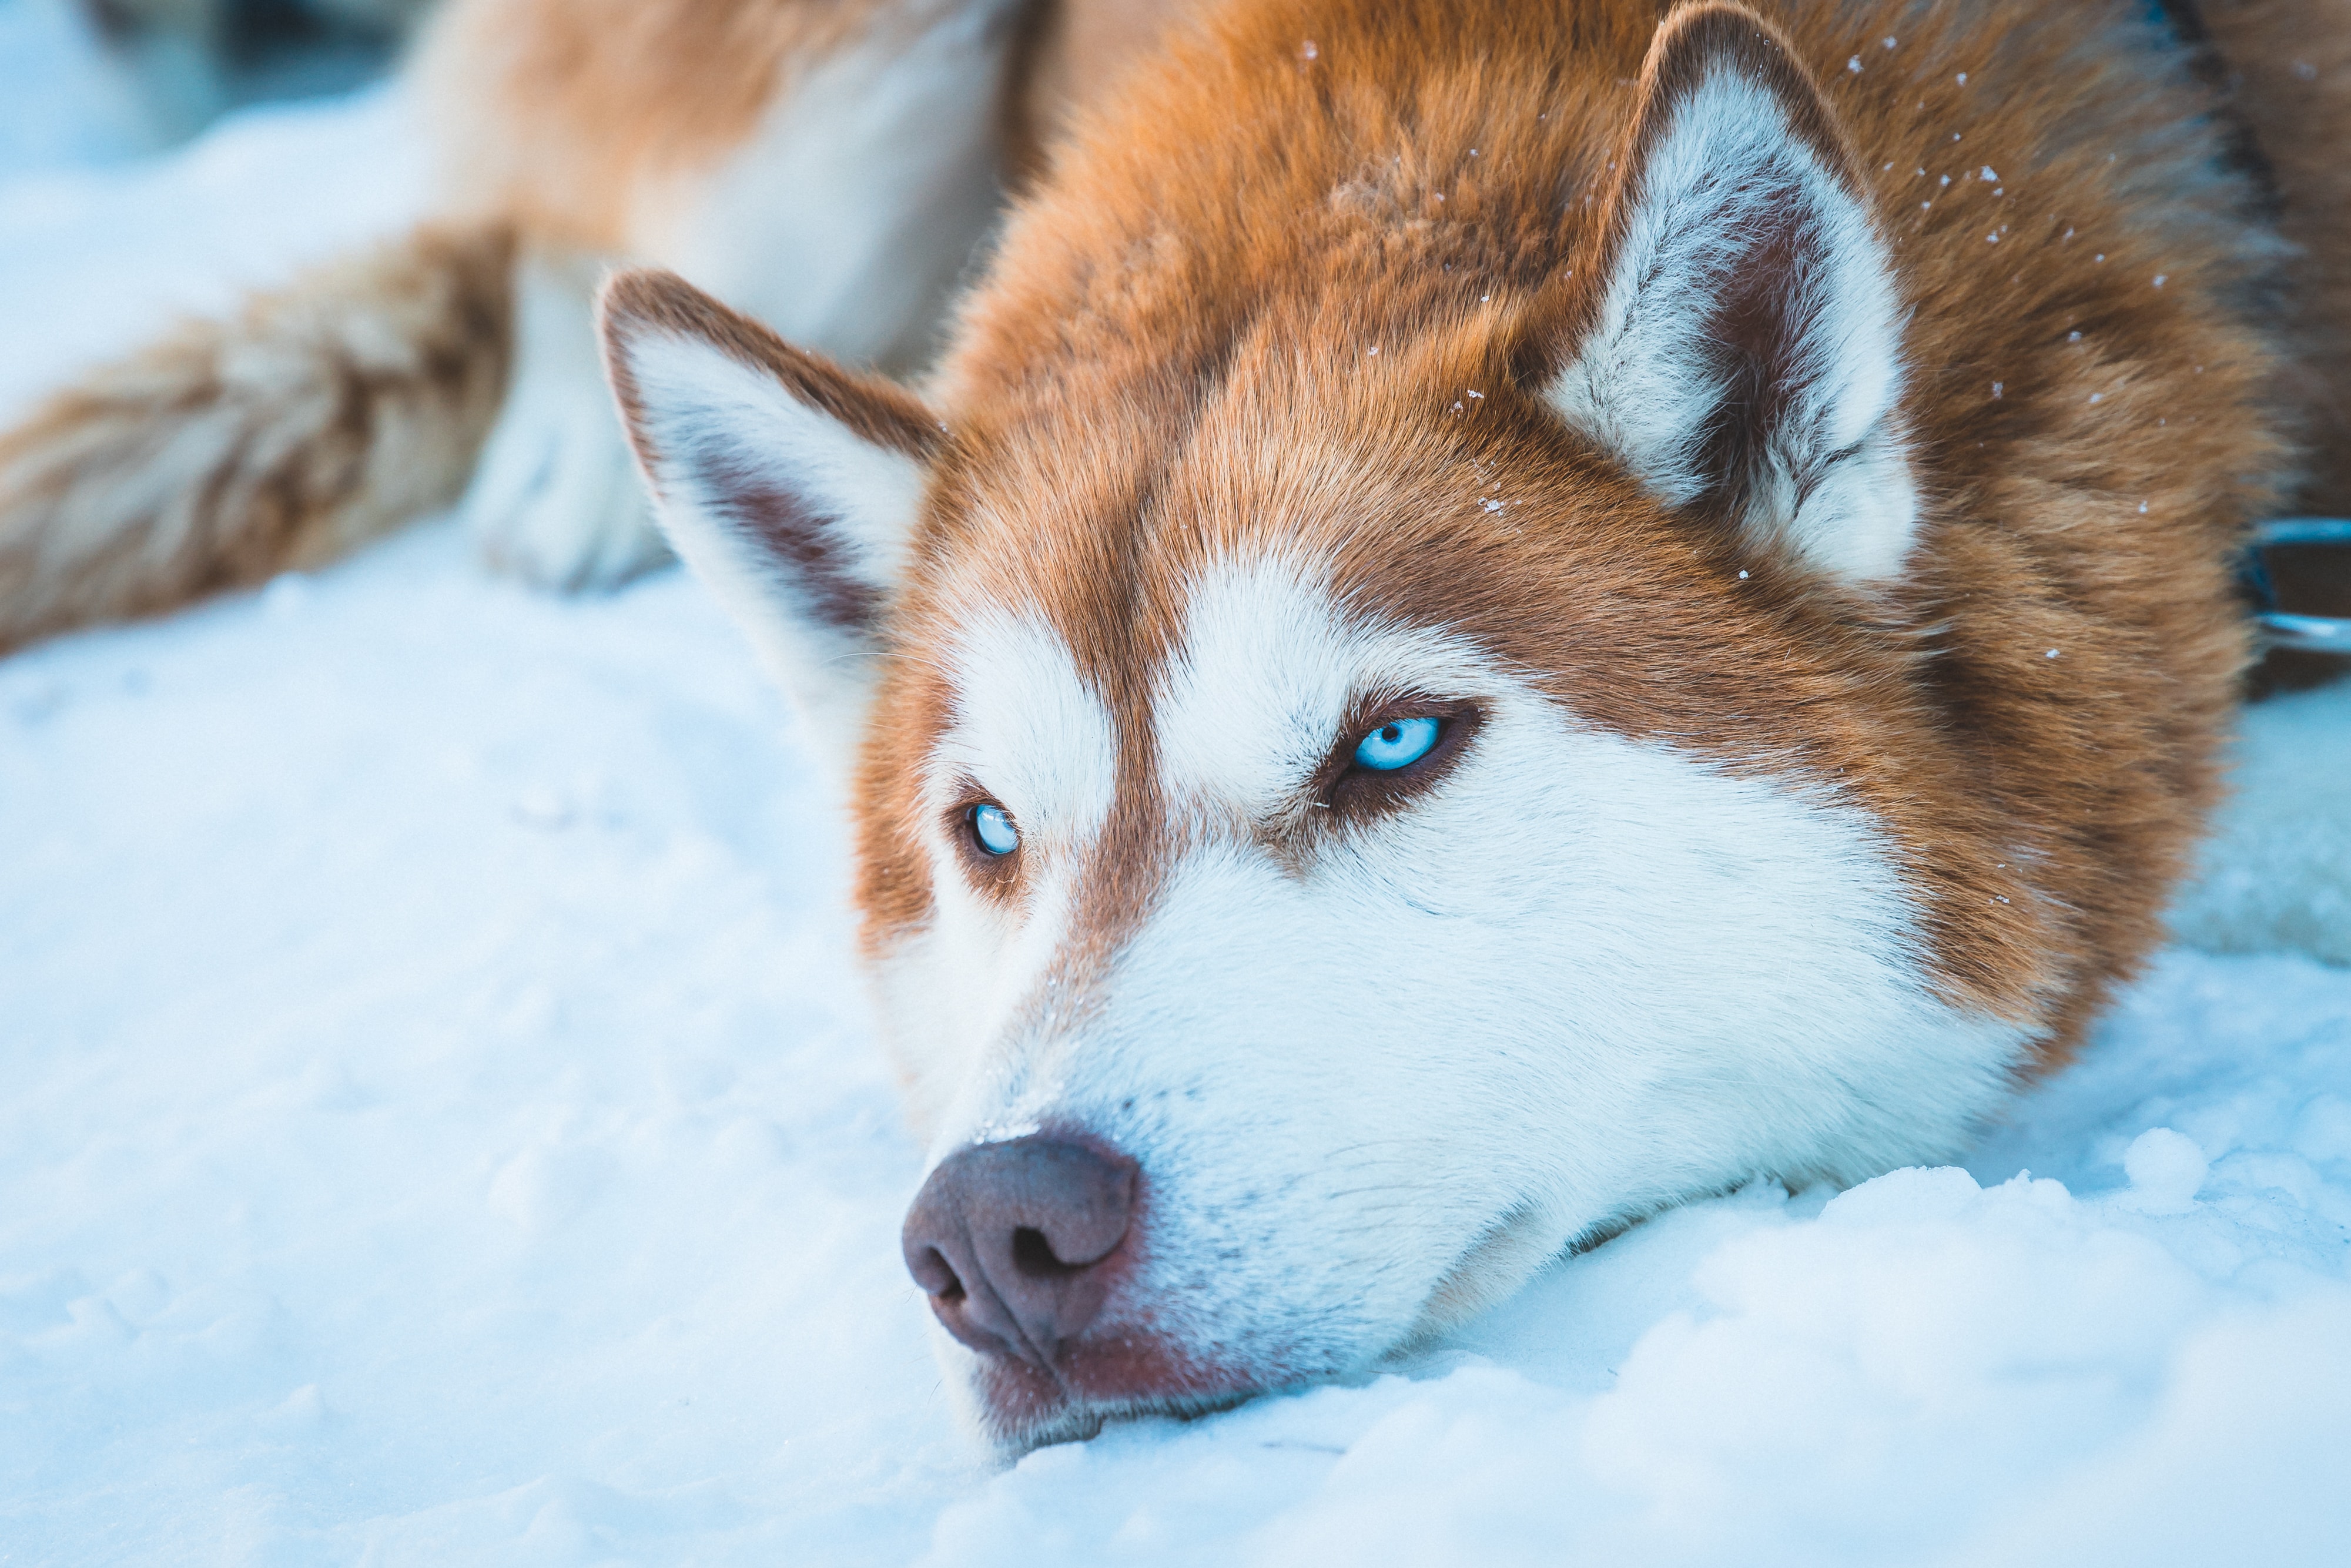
0,222,515,655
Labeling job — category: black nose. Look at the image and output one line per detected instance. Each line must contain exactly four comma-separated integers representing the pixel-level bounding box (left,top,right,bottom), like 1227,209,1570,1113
902,1135,1137,1368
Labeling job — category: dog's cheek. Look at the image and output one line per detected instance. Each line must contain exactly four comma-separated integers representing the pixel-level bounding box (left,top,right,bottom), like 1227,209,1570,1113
1026,698,2028,1363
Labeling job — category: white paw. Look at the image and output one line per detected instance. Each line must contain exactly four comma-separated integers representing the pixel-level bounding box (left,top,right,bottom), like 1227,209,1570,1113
2171,681,2351,966
463,248,671,591
463,374,669,591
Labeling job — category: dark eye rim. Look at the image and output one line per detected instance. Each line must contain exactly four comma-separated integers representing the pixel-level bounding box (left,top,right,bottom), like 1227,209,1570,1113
947,790,1024,889
1315,695,1484,817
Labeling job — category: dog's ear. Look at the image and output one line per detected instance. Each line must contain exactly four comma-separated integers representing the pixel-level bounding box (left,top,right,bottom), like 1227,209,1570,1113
1546,2,1915,584
600,269,939,755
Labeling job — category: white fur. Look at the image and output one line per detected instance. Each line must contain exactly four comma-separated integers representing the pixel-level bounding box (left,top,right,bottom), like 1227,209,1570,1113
1151,551,1481,811
482,0,1012,594
926,605,1120,838
635,0,1019,375
617,326,926,769
900,553,2025,1429
1547,66,1917,583
880,607,1121,1135
465,249,672,589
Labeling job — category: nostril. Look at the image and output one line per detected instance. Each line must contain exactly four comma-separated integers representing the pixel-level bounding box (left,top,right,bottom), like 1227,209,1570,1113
910,1244,964,1302
1011,1225,1080,1279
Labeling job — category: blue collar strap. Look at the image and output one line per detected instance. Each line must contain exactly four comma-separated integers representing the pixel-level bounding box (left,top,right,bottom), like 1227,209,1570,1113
2246,520,2351,655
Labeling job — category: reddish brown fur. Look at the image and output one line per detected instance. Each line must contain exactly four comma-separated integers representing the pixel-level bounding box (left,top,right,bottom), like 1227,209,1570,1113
852,0,2331,1078
1008,0,1210,177
417,0,905,252
10,0,2342,672
420,0,1196,253
600,270,943,461
0,223,513,655
422,0,1237,253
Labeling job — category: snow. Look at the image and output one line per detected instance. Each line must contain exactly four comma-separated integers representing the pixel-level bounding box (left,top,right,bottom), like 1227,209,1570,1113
0,6,428,423
0,0,161,174
4,59,2350,1568
2173,678,2351,966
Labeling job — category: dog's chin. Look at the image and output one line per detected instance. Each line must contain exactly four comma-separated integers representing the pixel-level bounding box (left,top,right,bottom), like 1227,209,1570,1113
961,1334,1275,1456
955,1245,1565,1454
977,1378,1254,1455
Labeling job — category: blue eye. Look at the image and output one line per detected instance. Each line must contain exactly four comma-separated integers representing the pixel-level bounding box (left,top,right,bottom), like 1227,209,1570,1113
1353,715,1441,772
970,801,1020,856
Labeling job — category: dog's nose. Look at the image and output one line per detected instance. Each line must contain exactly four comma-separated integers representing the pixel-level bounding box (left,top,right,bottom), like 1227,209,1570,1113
902,1135,1137,1368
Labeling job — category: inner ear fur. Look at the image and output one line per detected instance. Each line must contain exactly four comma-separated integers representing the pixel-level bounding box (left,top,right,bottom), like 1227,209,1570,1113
598,269,945,756
1547,2,1917,584
598,274,940,642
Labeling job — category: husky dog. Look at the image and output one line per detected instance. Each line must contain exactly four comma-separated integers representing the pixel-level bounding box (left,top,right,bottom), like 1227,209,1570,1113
2,0,2347,1450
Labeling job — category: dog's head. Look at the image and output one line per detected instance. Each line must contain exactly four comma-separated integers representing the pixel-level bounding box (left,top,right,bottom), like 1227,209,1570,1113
601,5,2038,1450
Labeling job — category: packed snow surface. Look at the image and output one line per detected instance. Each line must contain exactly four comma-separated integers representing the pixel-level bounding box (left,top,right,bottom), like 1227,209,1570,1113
4,49,2350,1568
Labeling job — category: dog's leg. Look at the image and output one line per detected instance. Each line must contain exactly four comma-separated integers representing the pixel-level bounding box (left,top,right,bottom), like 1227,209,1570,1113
632,0,1025,377
455,0,1030,589
461,246,668,591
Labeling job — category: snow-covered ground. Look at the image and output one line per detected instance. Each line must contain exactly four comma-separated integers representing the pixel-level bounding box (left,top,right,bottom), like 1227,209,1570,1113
4,39,2349,1568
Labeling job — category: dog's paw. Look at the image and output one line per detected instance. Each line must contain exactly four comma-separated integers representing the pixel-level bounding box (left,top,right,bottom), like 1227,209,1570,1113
2172,681,2351,966
462,247,671,591
462,377,671,591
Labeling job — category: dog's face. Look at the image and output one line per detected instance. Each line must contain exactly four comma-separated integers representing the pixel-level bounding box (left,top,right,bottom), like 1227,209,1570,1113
603,6,2034,1449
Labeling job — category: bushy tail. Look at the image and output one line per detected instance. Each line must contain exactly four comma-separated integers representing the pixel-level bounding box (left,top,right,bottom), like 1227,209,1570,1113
0,222,515,654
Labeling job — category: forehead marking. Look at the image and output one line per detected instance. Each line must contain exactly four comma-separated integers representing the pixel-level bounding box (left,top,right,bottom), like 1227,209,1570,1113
923,601,1173,1048
1158,551,1495,810
931,607,1117,840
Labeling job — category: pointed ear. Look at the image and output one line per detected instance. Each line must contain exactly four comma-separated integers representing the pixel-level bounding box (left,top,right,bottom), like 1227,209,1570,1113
1546,3,1915,584
598,269,940,754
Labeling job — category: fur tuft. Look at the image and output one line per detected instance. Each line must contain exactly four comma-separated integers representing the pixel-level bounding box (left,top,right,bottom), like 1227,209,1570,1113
0,223,514,653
